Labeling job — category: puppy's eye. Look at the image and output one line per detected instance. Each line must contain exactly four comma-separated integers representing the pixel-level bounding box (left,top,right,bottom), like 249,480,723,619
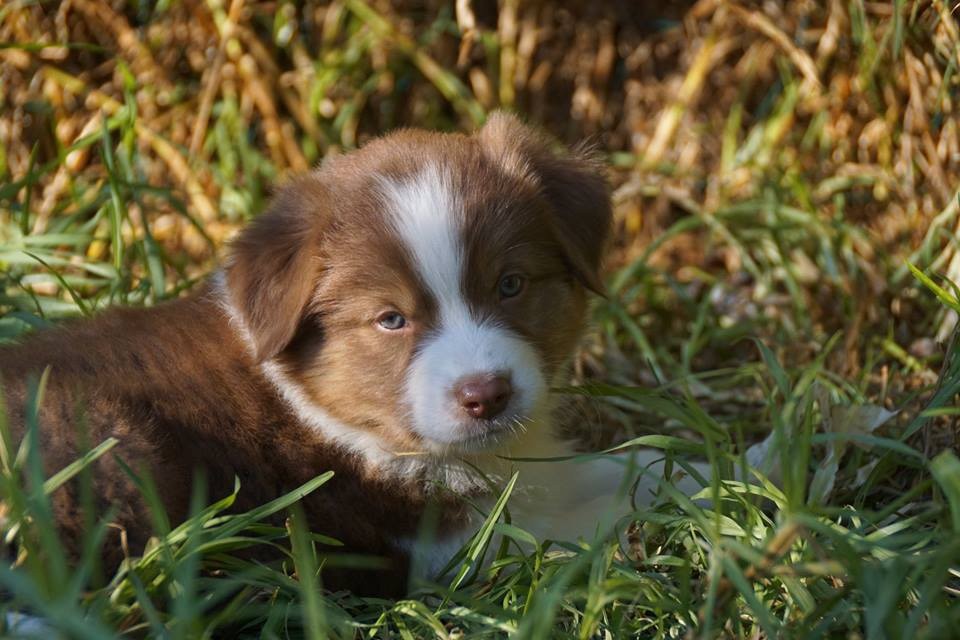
376,311,407,331
498,274,525,299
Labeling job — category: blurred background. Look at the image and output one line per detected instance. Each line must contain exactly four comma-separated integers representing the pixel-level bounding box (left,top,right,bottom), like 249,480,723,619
1,1,958,452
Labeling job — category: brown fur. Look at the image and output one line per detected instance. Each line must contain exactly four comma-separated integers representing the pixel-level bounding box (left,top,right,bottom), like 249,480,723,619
0,113,610,593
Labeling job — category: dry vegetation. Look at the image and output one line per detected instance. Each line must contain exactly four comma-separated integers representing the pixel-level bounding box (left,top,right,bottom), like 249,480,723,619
1,0,960,637
4,1,960,380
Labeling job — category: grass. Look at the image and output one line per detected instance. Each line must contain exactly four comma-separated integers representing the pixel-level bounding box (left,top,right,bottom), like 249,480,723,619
1,1,960,637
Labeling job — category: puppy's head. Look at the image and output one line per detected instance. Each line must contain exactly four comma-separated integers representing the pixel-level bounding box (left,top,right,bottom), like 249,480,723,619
226,113,611,455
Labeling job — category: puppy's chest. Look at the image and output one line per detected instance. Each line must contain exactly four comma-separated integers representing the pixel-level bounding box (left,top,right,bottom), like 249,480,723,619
392,451,638,581
391,472,574,580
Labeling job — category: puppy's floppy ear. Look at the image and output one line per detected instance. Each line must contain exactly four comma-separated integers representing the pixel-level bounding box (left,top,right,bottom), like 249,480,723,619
225,175,327,361
477,111,612,294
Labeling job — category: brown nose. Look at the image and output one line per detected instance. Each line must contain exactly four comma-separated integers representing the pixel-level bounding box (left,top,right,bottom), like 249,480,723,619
455,374,512,420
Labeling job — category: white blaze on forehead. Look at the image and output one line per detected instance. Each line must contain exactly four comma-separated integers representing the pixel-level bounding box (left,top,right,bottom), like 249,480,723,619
378,164,463,311
379,164,548,449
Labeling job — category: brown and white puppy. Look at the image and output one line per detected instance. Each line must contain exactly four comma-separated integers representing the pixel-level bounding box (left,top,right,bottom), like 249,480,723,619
0,114,668,592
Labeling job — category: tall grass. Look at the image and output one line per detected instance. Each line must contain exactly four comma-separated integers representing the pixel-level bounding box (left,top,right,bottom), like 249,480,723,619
1,1,959,637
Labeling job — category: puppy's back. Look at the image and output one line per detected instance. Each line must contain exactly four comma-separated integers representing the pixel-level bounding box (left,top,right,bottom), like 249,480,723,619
0,288,259,564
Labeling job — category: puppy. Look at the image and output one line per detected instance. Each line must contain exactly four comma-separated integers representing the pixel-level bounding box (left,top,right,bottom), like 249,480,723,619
0,114,679,593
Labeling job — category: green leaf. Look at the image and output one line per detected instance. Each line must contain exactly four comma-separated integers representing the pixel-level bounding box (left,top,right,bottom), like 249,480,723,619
42,437,119,495
753,338,790,396
447,471,518,592
930,450,960,532
720,555,780,637
907,262,960,313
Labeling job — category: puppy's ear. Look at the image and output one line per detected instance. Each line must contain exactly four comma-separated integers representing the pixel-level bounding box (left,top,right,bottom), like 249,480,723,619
478,112,612,294
225,176,326,361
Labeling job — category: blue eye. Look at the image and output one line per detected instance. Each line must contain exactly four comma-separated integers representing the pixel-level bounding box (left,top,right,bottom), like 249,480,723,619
498,274,525,299
377,311,407,331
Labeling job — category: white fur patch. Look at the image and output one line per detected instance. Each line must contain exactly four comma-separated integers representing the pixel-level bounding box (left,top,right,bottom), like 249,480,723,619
398,447,674,582
378,164,463,314
378,165,548,451
259,360,400,468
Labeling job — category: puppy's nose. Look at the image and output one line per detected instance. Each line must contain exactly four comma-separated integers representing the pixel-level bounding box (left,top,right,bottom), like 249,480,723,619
455,374,512,420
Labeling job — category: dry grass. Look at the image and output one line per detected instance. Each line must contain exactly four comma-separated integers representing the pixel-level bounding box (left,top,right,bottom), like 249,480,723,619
3,1,959,354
